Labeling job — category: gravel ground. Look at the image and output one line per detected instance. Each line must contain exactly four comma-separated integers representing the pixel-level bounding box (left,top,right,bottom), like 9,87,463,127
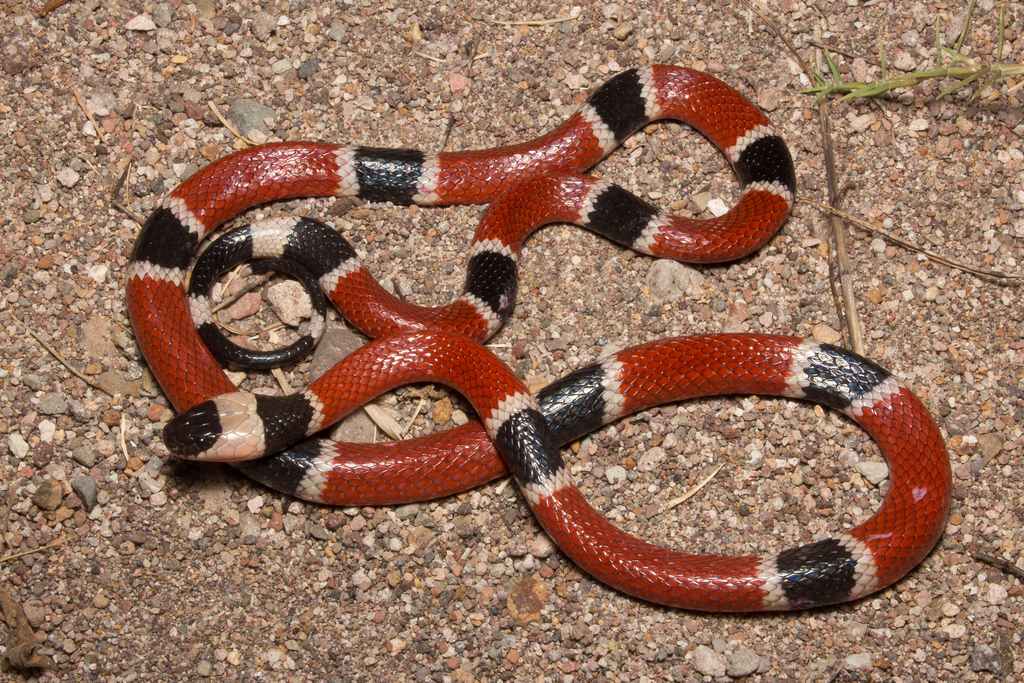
2,0,1022,681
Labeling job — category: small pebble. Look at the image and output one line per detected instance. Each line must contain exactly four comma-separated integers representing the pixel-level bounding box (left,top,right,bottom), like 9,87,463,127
126,14,156,31
8,433,29,459
691,645,726,677
432,397,453,425
970,643,1003,674
71,475,98,511
855,461,889,485
56,167,80,188
605,465,628,484
726,647,760,678
507,576,548,625
32,478,63,511
845,653,873,671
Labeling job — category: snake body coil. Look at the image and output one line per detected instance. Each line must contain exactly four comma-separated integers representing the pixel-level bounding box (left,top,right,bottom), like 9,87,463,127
127,66,951,611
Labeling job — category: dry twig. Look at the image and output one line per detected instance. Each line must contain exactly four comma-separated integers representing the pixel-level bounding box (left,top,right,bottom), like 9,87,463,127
72,85,102,140
665,463,725,510
110,161,144,225
741,0,864,353
208,101,252,145
974,552,1024,581
0,540,62,565
489,9,580,26
209,271,275,314
11,316,115,396
1,483,15,551
440,38,481,151
799,198,1022,283
36,0,70,17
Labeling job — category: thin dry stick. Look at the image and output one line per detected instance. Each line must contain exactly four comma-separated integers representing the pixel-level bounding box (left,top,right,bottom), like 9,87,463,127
399,396,428,438
72,85,102,140
216,320,285,336
665,463,725,510
974,552,1024,580
210,272,275,314
820,99,865,355
208,101,252,145
36,0,71,17
741,1,864,353
1,483,16,551
440,38,481,151
11,316,114,396
489,12,579,26
799,198,1022,282
0,540,63,565
110,161,144,225
807,40,865,63
270,367,292,396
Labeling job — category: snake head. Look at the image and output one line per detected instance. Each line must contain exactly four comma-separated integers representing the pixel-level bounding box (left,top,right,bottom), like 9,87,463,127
164,393,269,461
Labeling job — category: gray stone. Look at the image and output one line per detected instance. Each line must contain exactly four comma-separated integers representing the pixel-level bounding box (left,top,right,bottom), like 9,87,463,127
970,644,1003,674
37,392,69,416
855,461,889,485
152,3,173,27
71,475,98,511
395,504,420,520
845,652,873,671
251,12,277,41
297,58,319,80
328,22,347,42
22,600,46,628
605,465,628,484
227,99,278,137
646,259,704,300
727,647,759,678
71,446,96,467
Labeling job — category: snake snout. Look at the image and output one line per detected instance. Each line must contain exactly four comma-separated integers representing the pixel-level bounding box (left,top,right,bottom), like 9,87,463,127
164,393,268,461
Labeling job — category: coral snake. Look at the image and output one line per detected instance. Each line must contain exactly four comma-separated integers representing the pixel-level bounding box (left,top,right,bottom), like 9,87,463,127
126,65,951,611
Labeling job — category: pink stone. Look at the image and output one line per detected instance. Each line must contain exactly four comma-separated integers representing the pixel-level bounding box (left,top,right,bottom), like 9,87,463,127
448,72,469,93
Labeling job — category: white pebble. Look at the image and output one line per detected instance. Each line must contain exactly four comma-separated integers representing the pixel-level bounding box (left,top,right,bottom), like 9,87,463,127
88,264,108,283
944,623,966,639
691,645,727,677
845,653,873,671
267,280,311,326
605,465,628,484
849,113,872,133
855,461,889,485
7,433,28,459
707,198,729,217
126,14,156,31
37,419,56,443
56,167,80,188
986,583,1009,605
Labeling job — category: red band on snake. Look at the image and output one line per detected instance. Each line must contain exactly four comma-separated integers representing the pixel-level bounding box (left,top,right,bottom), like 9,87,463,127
126,66,951,611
